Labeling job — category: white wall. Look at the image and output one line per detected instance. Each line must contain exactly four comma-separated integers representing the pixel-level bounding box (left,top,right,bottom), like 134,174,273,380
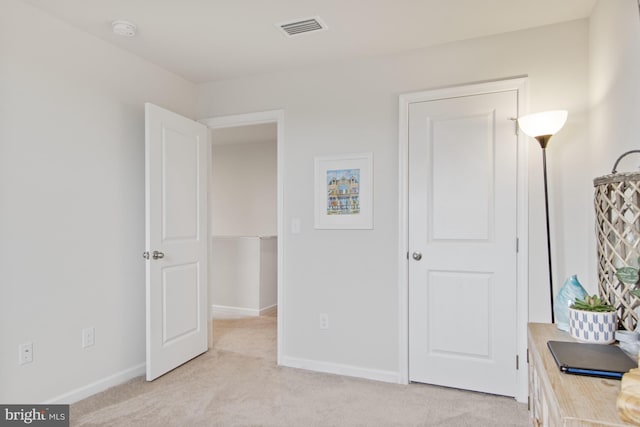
587,0,640,318
0,0,197,403
211,237,262,311
590,1,640,185
210,236,277,317
259,237,277,310
198,20,590,377
210,138,277,236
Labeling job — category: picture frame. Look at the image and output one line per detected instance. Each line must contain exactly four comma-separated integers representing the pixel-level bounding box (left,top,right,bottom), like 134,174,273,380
314,152,373,229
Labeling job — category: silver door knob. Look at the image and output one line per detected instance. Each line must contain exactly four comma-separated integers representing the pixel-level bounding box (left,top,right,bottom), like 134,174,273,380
152,251,165,260
143,251,150,260
412,252,422,261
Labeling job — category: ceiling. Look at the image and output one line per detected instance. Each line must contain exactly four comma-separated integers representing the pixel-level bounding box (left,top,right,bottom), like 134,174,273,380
21,0,596,84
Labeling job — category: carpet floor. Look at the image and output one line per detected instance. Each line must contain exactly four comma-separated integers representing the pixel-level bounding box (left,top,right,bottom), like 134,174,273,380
70,313,528,426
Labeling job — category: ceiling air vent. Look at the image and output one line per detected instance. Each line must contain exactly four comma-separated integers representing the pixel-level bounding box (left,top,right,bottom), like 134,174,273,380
278,17,327,37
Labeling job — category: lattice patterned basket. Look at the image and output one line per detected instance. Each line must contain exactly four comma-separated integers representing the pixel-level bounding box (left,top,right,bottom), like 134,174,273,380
594,151,640,331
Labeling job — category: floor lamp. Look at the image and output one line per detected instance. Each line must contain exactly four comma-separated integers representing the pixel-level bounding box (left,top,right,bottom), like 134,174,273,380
517,110,568,323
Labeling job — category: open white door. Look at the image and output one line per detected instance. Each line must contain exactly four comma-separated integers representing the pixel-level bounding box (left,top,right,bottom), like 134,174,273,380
145,103,209,381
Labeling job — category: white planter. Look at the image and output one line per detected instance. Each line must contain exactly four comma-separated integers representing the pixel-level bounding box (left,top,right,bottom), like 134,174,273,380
568,308,617,344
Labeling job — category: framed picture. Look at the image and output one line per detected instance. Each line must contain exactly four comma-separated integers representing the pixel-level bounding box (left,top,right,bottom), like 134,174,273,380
314,152,373,229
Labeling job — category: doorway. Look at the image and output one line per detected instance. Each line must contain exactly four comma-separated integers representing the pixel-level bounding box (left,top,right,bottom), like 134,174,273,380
398,79,529,402
209,123,277,320
200,110,284,365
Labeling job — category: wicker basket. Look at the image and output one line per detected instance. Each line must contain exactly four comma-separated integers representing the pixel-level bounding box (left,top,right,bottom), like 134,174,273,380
594,151,640,331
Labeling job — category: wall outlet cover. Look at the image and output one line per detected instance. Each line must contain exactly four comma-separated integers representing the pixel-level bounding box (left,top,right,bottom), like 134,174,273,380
19,342,33,365
319,313,329,329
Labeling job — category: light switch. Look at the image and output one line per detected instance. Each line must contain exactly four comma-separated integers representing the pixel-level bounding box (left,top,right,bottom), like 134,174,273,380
291,218,301,234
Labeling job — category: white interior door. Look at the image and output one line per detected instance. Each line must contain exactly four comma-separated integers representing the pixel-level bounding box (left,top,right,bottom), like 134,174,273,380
408,91,518,396
145,103,209,381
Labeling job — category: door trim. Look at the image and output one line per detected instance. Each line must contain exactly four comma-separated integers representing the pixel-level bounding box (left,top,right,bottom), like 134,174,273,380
200,109,285,365
398,78,529,402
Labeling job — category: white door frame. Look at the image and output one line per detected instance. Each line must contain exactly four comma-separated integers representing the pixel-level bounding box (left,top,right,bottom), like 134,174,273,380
398,78,529,402
200,110,285,365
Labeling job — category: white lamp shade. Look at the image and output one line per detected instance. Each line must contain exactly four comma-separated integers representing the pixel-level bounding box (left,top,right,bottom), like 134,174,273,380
517,110,568,138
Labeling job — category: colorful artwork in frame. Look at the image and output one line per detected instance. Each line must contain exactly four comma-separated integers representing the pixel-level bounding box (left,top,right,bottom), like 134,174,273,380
326,168,360,216
315,153,372,229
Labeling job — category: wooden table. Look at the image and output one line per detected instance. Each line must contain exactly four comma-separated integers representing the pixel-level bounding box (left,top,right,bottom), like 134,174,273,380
528,323,633,426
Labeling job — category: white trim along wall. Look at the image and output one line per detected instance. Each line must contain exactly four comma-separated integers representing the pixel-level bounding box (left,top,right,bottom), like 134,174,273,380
398,77,529,403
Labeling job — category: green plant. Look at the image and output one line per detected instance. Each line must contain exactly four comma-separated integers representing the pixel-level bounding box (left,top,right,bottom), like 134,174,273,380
570,295,615,312
615,257,640,298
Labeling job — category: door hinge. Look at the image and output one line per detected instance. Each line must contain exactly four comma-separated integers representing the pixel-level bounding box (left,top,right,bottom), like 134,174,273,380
407,251,409,260
516,354,520,370
516,238,519,253
509,117,518,135
527,348,529,364
509,117,518,136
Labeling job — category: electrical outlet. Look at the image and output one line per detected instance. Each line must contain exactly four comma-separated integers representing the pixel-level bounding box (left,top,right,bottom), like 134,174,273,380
82,327,95,348
319,313,329,330
19,342,33,365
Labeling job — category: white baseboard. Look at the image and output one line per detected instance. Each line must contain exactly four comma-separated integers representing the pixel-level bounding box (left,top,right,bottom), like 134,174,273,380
259,304,277,315
210,304,259,318
281,355,399,384
44,363,145,404
210,304,277,319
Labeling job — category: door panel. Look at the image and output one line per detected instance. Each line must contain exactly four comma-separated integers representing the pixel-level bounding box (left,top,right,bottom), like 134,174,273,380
408,91,517,396
162,128,200,240
145,103,208,381
427,271,492,357
162,263,199,344
431,113,492,241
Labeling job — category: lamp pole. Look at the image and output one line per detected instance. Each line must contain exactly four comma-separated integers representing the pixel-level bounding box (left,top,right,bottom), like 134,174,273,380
536,135,555,323
518,110,567,324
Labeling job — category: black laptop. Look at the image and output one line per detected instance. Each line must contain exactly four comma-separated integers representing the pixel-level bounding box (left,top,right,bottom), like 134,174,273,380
547,340,637,379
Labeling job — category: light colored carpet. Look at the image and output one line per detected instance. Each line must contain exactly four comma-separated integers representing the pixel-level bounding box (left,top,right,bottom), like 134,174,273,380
71,313,528,426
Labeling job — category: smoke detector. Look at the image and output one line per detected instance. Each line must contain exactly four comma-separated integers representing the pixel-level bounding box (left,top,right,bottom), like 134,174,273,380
112,21,137,37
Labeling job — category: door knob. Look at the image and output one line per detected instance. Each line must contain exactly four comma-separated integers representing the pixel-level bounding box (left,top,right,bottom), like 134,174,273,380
412,252,422,261
152,251,165,260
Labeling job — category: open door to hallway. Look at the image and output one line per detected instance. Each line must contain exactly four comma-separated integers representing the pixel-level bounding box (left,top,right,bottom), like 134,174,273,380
144,103,209,381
